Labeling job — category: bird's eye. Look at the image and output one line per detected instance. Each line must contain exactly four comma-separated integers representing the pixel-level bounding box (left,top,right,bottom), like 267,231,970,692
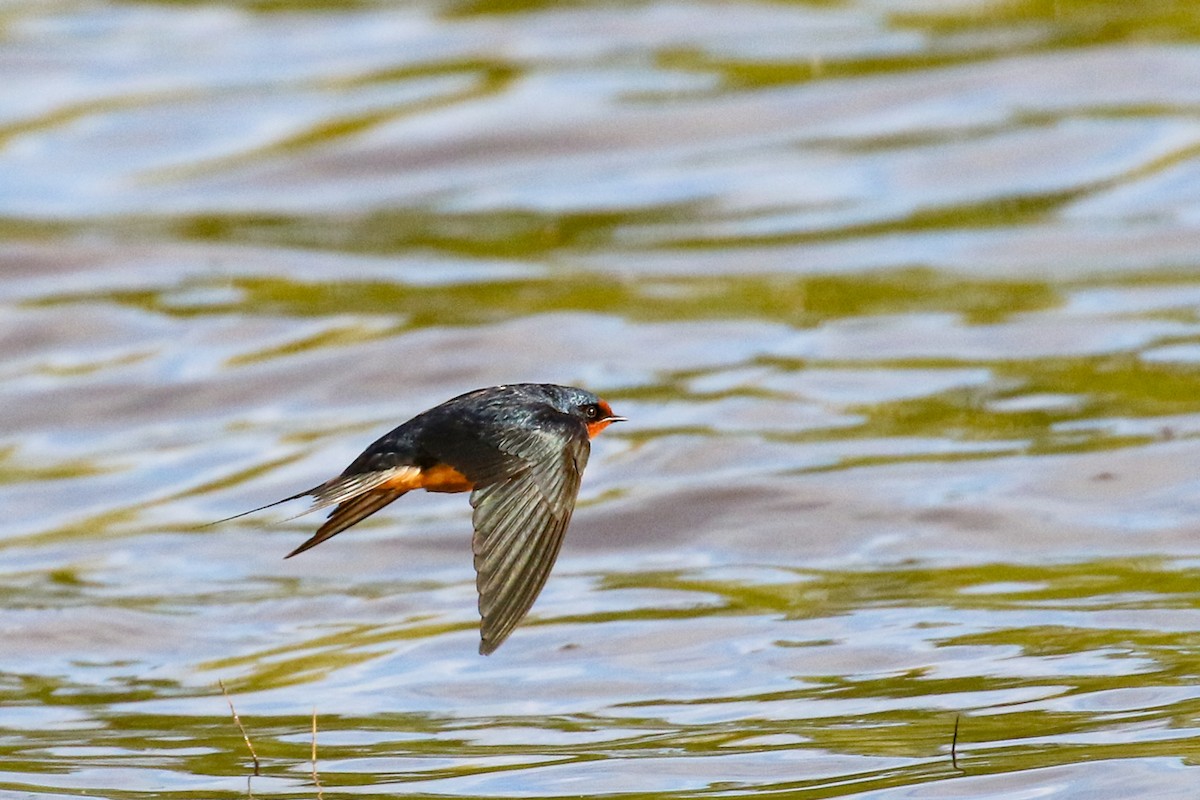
583,404,601,420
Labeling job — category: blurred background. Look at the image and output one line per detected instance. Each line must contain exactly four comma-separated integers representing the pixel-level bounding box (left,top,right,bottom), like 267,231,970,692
5,0,1200,797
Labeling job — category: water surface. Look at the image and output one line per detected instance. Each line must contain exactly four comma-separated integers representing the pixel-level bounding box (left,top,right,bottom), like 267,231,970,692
4,1,1200,797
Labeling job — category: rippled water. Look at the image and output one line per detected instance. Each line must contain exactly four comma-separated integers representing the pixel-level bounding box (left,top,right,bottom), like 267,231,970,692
5,1,1200,797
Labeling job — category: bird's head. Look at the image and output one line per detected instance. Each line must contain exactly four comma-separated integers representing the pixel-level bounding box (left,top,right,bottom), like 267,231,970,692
578,397,625,438
545,385,626,438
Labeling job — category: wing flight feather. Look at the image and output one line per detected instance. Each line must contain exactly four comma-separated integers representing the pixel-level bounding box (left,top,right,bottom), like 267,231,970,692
469,417,590,654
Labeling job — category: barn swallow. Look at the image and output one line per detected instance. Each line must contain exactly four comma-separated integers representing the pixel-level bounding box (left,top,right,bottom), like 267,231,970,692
219,383,624,654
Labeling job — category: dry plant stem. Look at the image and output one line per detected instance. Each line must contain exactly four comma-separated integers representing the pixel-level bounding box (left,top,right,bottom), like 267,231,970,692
951,714,963,774
219,679,261,777
312,707,324,800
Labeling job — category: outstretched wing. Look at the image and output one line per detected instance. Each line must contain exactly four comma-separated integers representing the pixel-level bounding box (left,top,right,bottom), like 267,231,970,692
285,487,408,558
280,466,424,557
469,419,590,655
209,467,414,527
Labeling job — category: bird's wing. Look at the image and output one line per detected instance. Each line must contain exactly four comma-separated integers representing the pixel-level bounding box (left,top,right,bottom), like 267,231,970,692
280,466,423,556
285,486,408,558
468,418,590,654
306,467,418,513
209,467,415,527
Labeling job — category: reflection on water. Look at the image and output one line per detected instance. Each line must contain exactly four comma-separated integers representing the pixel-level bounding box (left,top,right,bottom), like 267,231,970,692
4,0,1200,797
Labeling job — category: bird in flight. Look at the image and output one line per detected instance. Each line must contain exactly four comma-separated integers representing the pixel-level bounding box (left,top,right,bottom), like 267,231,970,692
219,383,625,654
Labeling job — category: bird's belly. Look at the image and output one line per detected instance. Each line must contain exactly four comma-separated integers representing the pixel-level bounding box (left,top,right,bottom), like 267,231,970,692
419,463,474,493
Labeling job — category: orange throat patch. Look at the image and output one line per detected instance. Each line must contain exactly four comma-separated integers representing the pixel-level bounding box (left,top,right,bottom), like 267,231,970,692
586,400,620,438
586,419,615,438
